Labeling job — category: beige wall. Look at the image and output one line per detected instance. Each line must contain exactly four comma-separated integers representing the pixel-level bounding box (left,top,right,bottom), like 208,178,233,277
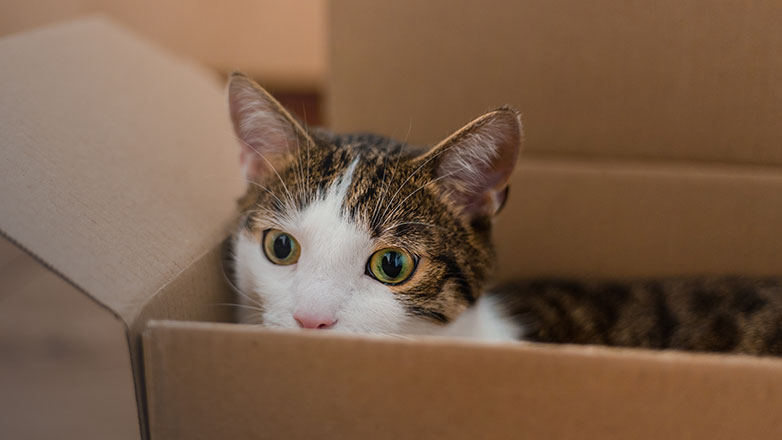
0,0,326,91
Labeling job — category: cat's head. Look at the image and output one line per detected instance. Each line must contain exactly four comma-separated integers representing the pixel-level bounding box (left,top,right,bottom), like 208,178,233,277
228,73,522,335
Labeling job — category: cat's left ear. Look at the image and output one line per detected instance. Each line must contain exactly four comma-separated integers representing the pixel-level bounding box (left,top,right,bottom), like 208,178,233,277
421,107,523,219
227,72,313,182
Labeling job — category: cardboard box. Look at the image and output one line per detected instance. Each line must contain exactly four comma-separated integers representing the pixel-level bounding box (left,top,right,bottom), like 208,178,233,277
3,15,782,440
0,237,139,439
327,0,782,165
0,0,326,91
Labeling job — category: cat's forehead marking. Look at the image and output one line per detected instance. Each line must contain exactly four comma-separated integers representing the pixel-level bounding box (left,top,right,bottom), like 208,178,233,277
285,155,363,236
237,133,492,328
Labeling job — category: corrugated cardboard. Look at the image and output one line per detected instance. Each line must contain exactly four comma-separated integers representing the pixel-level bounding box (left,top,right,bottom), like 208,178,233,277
497,158,782,278
0,16,241,324
3,14,782,440
327,0,782,165
0,16,242,437
0,237,139,439
144,322,782,440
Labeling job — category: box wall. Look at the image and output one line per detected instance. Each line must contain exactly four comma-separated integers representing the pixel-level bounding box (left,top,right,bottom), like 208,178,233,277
144,322,782,440
122,242,234,439
496,158,782,278
0,237,139,439
328,0,782,165
0,0,326,90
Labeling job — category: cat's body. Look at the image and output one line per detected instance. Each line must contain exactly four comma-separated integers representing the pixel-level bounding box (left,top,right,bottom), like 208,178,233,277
492,277,782,356
226,73,782,356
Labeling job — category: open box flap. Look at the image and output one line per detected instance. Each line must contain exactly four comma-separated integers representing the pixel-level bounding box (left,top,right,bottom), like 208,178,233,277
0,16,244,326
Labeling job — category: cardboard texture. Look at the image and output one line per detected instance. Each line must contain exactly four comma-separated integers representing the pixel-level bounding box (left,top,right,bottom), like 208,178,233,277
3,13,782,440
497,158,782,278
0,16,242,325
328,0,782,165
0,16,242,438
144,322,782,440
0,237,139,439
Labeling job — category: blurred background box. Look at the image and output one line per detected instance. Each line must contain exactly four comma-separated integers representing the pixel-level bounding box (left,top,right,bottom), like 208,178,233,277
326,0,782,279
0,0,327,123
327,0,782,165
0,0,325,91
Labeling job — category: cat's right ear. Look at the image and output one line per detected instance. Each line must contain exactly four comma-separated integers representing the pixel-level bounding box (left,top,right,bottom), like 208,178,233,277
417,107,523,220
227,72,312,182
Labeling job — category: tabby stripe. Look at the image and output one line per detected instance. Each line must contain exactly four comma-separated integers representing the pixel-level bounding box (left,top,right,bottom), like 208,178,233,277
434,255,476,305
648,281,678,349
408,306,449,323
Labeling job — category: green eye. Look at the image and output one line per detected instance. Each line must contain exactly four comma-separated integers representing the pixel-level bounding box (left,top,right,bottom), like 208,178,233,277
262,229,300,265
366,248,417,285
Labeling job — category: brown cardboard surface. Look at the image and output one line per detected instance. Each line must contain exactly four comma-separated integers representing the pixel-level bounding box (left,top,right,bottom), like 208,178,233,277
498,157,782,278
0,0,326,91
328,0,782,165
4,12,782,440
0,16,243,326
0,237,139,439
145,321,782,440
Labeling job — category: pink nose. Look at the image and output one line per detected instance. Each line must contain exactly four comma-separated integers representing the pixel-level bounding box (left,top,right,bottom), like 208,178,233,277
293,312,337,329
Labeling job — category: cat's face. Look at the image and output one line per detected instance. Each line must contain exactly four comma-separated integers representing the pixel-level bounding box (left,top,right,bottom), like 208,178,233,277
228,73,522,335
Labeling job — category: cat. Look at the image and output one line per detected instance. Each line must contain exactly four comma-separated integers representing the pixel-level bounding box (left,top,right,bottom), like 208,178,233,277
226,72,782,356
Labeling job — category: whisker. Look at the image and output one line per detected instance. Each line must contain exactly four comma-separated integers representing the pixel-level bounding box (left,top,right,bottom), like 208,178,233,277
371,122,411,226
234,134,296,211
240,311,264,325
381,221,446,234
241,208,283,219
211,302,266,313
219,249,265,310
290,135,303,207
301,106,313,205
245,179,288,210
369,136,395,225
385,333,415,340
383,163,474,224
377,146,449,225
227,280,263,309
198,173,289,210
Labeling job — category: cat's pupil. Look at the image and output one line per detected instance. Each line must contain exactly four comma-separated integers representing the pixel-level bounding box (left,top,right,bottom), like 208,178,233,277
381,252,403,278
273,234,292,259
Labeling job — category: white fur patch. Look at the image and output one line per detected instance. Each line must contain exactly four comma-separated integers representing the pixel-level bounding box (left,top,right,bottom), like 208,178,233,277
434,295,522,341
401,295,522,342
235,159,410,334
234,158,521,341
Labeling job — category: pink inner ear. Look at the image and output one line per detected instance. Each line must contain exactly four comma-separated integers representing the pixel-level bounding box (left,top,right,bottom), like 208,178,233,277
436,109,522,218
228,75,301,182
239,147,268,181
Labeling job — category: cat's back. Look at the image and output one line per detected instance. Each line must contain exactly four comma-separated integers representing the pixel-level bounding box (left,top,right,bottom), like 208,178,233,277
491,277,782,356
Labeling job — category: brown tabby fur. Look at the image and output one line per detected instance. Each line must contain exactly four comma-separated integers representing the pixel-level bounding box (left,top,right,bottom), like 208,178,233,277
232,73,782,356
492,277,782,356
238,128,495,324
